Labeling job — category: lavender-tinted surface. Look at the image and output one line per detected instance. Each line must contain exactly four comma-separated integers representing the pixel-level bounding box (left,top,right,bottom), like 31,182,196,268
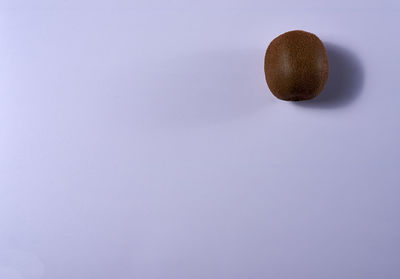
0,1,399,278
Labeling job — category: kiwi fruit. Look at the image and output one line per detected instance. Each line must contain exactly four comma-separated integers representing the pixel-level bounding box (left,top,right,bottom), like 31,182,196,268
264,30,329,101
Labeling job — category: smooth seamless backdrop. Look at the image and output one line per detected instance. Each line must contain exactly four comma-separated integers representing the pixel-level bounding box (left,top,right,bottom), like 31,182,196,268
1,1,400,279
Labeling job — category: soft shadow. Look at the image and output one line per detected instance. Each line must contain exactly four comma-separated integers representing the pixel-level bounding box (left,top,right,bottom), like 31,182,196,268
296,42,364,109
149,49,269,128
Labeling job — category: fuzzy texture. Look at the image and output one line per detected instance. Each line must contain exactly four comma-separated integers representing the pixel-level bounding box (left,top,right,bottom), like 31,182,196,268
264,30,329,101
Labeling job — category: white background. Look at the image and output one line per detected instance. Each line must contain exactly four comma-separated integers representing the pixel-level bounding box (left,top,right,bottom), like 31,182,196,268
1,1,400,278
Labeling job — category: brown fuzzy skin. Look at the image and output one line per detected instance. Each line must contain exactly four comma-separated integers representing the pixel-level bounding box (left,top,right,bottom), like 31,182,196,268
264,30,329,101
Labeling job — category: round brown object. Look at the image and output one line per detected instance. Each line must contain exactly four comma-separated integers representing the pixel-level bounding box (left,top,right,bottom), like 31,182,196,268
264,30,329,101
